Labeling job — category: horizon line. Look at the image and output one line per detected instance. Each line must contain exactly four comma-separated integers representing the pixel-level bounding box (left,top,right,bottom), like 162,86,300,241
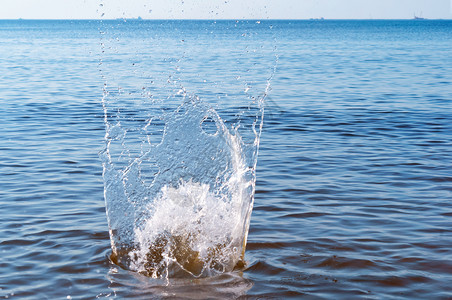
1,17,452,21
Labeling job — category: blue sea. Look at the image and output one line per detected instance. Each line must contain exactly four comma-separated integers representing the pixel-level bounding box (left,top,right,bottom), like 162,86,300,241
1,19,452,299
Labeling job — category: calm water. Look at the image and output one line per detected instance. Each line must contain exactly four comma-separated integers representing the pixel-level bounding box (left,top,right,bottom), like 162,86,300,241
1,20,452,299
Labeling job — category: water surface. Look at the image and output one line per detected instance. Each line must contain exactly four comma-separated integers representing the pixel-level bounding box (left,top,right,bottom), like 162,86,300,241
1,20,452,299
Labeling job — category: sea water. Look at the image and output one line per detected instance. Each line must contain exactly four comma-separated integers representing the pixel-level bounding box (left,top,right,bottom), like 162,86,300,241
1,20,452,298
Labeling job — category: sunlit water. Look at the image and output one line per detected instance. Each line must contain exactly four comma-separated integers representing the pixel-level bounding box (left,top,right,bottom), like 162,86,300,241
1,20,452,299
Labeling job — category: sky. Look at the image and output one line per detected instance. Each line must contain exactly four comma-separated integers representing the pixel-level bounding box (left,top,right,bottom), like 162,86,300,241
1,0,452,20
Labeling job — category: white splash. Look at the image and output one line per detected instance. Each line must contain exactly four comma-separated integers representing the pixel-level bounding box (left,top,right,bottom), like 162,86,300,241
101,97,263,278
98,18,276,278
130,180,245,277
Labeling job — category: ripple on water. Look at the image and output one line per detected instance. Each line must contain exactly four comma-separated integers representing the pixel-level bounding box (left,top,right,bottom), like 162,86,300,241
1,19,452,299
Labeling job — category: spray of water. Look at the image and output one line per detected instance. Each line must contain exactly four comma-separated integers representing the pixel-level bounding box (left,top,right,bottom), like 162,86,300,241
99,17,275,278
101,90,268,277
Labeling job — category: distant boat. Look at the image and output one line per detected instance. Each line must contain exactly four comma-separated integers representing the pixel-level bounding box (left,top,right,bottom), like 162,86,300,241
413,13,426,20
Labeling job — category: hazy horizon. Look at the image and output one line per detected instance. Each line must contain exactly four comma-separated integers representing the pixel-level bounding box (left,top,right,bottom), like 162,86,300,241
2,17,452,20
2,0,452,20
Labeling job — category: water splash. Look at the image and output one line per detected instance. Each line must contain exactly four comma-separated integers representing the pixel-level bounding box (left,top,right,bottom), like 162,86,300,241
100,92,266,277
99,20,275,278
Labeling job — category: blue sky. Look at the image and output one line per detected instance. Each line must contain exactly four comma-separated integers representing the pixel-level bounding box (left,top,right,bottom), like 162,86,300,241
1,0,451,19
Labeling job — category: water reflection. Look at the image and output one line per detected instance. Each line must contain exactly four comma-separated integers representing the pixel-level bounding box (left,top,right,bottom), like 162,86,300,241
105,262,253,299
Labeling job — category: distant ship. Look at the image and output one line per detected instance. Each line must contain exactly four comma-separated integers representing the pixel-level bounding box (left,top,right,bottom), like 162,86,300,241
413,13,426,20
